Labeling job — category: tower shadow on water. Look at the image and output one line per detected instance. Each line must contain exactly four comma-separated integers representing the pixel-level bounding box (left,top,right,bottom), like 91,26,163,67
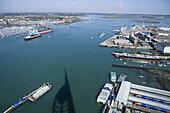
52,68,76,113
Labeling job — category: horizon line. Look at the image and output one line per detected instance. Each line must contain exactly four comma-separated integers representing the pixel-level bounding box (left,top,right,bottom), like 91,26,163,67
0,11,170,16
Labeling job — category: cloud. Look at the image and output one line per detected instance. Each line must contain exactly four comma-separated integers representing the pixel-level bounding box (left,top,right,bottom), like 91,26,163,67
82,2,87,5
140,7,143,10
71,2,75,6
83,6,87,9
113,2,126,8
98,5,102,8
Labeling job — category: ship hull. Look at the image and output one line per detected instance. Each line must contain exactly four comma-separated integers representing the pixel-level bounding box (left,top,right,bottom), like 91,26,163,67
38,28,53,35
24,34,41,40
119,56,163,62
25,28,52,40
39,30,52,35
112,52,164,62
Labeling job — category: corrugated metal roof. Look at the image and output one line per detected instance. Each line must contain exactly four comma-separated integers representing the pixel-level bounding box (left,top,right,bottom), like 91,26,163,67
131,83,170,97
130,89,170,102
116,81,131,105
158,42,170,46
128,96,170,110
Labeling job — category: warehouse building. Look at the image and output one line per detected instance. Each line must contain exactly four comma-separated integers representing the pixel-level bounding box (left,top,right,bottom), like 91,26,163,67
154,42,170,54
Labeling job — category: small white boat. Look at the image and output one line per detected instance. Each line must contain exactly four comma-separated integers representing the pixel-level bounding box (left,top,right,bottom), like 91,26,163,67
138,75,143,78
142,82,146,84
91,36,93,39
110,72,116,83
99,32,105,37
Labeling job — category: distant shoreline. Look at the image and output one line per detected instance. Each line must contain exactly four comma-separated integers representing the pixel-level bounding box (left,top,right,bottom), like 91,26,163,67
102,16,120,19
130,20,160,24
55,19,82,26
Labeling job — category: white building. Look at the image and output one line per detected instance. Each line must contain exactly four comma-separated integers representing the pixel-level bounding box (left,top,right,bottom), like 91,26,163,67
159,27,170,31
154,42,170,54
158,33,169,37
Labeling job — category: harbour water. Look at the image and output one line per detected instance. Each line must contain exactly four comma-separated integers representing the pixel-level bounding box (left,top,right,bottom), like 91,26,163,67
0,15,170,113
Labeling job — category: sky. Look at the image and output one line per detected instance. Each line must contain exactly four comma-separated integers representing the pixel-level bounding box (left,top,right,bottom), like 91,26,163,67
0,0,170,15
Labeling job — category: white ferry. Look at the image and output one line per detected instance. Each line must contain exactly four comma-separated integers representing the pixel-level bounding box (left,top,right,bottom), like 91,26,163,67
97,83,113,104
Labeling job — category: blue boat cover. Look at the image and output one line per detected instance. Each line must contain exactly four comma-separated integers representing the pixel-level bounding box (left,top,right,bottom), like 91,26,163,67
102,87,111,91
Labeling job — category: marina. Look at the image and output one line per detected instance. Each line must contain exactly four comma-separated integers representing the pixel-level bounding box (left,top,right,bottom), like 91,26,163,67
0,26,33,39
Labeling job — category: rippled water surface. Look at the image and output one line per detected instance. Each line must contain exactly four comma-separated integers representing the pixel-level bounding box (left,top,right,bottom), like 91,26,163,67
0,15,170,113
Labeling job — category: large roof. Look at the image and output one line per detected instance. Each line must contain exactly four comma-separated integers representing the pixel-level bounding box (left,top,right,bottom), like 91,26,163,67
158,42,170,47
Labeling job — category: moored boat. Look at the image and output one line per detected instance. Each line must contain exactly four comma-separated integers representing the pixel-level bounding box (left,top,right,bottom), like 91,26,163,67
112,51,168,62
97,83,113,104
99,32,105,37
110,72,116,83
24,34,41,40
27,82,52,102
138,75,144,78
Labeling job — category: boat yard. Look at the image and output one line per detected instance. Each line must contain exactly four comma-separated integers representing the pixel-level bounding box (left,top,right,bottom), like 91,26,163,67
99,25,170,54
99,34,153,49
97,74,170,113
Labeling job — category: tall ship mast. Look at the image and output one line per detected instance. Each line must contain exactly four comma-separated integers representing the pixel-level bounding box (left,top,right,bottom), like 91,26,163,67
112,32,170,62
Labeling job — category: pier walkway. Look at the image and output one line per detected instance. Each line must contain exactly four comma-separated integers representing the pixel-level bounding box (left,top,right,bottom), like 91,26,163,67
4,97,28,113
4,83,51,113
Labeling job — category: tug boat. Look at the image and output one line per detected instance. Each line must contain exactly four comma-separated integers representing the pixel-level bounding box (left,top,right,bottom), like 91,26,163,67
25,34,41,40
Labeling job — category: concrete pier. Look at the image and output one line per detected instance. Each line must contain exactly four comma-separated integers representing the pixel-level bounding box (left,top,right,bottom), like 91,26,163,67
99,35,153,49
